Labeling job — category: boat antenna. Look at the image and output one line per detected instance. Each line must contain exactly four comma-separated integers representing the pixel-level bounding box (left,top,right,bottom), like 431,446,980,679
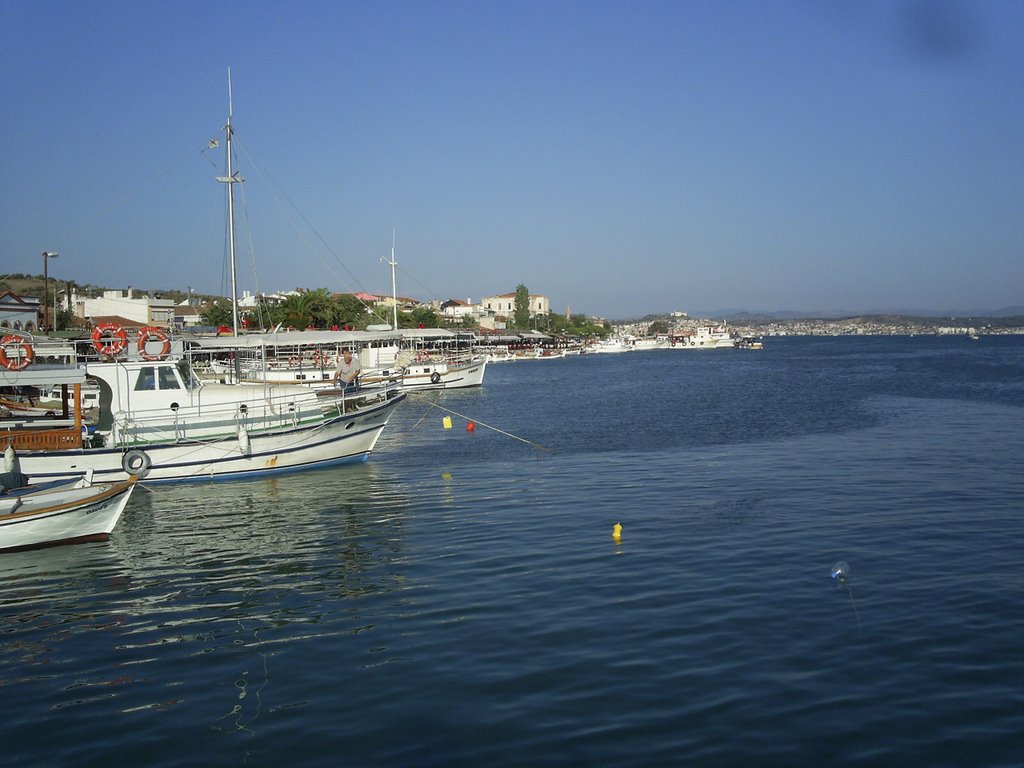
216,67,243,339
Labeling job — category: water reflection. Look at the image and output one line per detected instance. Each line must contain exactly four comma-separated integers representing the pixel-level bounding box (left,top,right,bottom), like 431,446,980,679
0,461,418,736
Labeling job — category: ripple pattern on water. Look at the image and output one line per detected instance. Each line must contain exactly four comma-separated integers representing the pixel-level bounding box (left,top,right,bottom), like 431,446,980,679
1,338,1022,767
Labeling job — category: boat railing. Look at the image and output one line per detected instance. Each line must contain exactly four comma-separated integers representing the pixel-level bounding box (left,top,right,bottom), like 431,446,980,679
315,379,400,415
3,425,84,451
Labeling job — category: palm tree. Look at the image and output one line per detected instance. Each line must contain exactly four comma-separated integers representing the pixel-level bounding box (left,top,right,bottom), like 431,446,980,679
279,292,315,328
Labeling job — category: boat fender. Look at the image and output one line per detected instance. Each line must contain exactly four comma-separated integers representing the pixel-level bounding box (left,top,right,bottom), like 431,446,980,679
430,372,442,385
122,448,152,478
238,426,251,456
4,444,16,473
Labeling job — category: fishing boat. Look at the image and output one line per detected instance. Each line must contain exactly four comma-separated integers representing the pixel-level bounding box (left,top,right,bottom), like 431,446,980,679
668,325,736,349
0,331,404,484
587,336,634,353
0,78,405,484
0,471,136,553
363,328,487,390
193,326,486,392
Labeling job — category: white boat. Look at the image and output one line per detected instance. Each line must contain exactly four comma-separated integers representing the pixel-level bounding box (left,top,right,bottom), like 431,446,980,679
630,336,669,351
194,327,487,392
0,82,405,485
1,339,405,484
587,336,635,353
365,328,488,390
668,325,736,349
0,472,136,553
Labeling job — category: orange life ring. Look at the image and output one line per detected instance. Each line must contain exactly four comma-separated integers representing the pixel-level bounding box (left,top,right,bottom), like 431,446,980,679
137,326,171,361
0,335,34,370
91,323,128,357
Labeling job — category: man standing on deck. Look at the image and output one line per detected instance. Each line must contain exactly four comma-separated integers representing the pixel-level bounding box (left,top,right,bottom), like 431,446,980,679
333,348,360,391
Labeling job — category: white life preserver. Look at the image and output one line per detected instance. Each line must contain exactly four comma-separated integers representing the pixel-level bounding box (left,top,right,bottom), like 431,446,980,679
92,323,128,357
137,327,171,361
0,335,34,370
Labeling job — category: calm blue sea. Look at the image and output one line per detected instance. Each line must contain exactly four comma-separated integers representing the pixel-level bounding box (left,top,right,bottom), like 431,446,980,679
2,336,1022,767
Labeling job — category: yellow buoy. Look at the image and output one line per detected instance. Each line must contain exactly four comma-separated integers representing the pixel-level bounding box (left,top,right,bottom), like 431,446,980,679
442,416,453,429
612,522,622,540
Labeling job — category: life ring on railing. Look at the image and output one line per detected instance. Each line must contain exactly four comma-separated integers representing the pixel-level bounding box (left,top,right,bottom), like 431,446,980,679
0,335,34,370
430,372,442,385
122,448,152,478
137,327,171,361
92,323,128,357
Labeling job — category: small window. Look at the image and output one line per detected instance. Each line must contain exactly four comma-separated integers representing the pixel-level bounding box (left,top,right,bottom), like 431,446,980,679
134,368,156,391
158,367,181,390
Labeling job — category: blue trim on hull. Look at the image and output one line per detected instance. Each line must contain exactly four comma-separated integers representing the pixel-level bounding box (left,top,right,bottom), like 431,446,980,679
19,394,405,485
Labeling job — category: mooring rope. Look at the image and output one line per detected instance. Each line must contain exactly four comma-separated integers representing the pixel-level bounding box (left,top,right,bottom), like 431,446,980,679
423,401,555,454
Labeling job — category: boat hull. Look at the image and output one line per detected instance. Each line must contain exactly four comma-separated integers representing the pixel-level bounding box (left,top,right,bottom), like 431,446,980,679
0,479,136,553
14,394,405,484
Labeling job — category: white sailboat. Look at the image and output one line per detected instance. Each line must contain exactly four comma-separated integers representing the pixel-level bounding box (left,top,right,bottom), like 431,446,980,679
1,73,405,484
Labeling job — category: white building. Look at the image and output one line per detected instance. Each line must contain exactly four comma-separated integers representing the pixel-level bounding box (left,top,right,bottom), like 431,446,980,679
0,291,41,331
79,288,176,326
481,292,550,317
438,298,477,321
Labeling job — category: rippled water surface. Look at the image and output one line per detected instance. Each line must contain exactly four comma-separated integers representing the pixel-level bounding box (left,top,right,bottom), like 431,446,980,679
2,336,1022,767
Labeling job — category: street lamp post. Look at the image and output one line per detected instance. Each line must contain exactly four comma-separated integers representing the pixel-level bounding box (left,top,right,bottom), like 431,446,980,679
42,251,58,332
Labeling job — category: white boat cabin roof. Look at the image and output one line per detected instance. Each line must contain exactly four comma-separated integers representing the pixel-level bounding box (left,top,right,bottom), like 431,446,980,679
190,329,403,350
0,364,87,388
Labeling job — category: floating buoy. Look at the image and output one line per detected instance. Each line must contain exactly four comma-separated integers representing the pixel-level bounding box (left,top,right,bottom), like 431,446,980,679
612,522,622,540
442,416,453,430
466,421,476,432
831,561,850,582
441,472,452,481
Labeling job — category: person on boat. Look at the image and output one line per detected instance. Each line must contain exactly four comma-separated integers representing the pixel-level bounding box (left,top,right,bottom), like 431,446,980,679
333,349,361,391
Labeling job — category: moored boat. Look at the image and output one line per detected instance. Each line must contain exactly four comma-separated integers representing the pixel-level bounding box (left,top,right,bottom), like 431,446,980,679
0,471,136,553
0,334,405,484
668,325,736,349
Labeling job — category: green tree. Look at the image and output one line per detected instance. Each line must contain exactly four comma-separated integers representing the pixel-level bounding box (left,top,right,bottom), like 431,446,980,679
305,288,335,328
649,320,669,335
405,306,439,328
513,283,530,328
279,293,315,328
331,294,371,329
201,300,234,327
55,306,76,331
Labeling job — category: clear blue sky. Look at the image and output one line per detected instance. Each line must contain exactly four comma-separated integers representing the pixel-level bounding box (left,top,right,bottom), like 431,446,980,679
2,0,1022,318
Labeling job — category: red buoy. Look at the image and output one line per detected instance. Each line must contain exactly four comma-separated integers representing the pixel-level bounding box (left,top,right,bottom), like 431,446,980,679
466,422,476,432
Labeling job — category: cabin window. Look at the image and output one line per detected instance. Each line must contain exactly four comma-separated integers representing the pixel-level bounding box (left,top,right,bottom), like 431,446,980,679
158,366,181,390
134,368,157,391
177,362,199,390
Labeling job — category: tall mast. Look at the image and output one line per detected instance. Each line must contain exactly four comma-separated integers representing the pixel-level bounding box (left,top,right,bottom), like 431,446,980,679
390,229,398,330
380,229,398,330
216,68,243,337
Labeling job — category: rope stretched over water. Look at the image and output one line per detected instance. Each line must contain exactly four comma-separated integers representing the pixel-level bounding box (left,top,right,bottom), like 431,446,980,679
423,401,555,454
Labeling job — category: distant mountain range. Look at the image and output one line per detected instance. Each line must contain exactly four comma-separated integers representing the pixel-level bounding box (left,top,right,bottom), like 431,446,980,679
685,307,1024,321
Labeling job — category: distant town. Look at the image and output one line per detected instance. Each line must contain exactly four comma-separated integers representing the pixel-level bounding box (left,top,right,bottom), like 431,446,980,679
1,273,1022,338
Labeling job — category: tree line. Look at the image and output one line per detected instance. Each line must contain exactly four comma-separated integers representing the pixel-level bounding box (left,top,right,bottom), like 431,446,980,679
202,283,611,337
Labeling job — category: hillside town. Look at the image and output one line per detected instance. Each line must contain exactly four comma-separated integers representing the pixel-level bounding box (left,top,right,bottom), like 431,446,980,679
1,277,1022,339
